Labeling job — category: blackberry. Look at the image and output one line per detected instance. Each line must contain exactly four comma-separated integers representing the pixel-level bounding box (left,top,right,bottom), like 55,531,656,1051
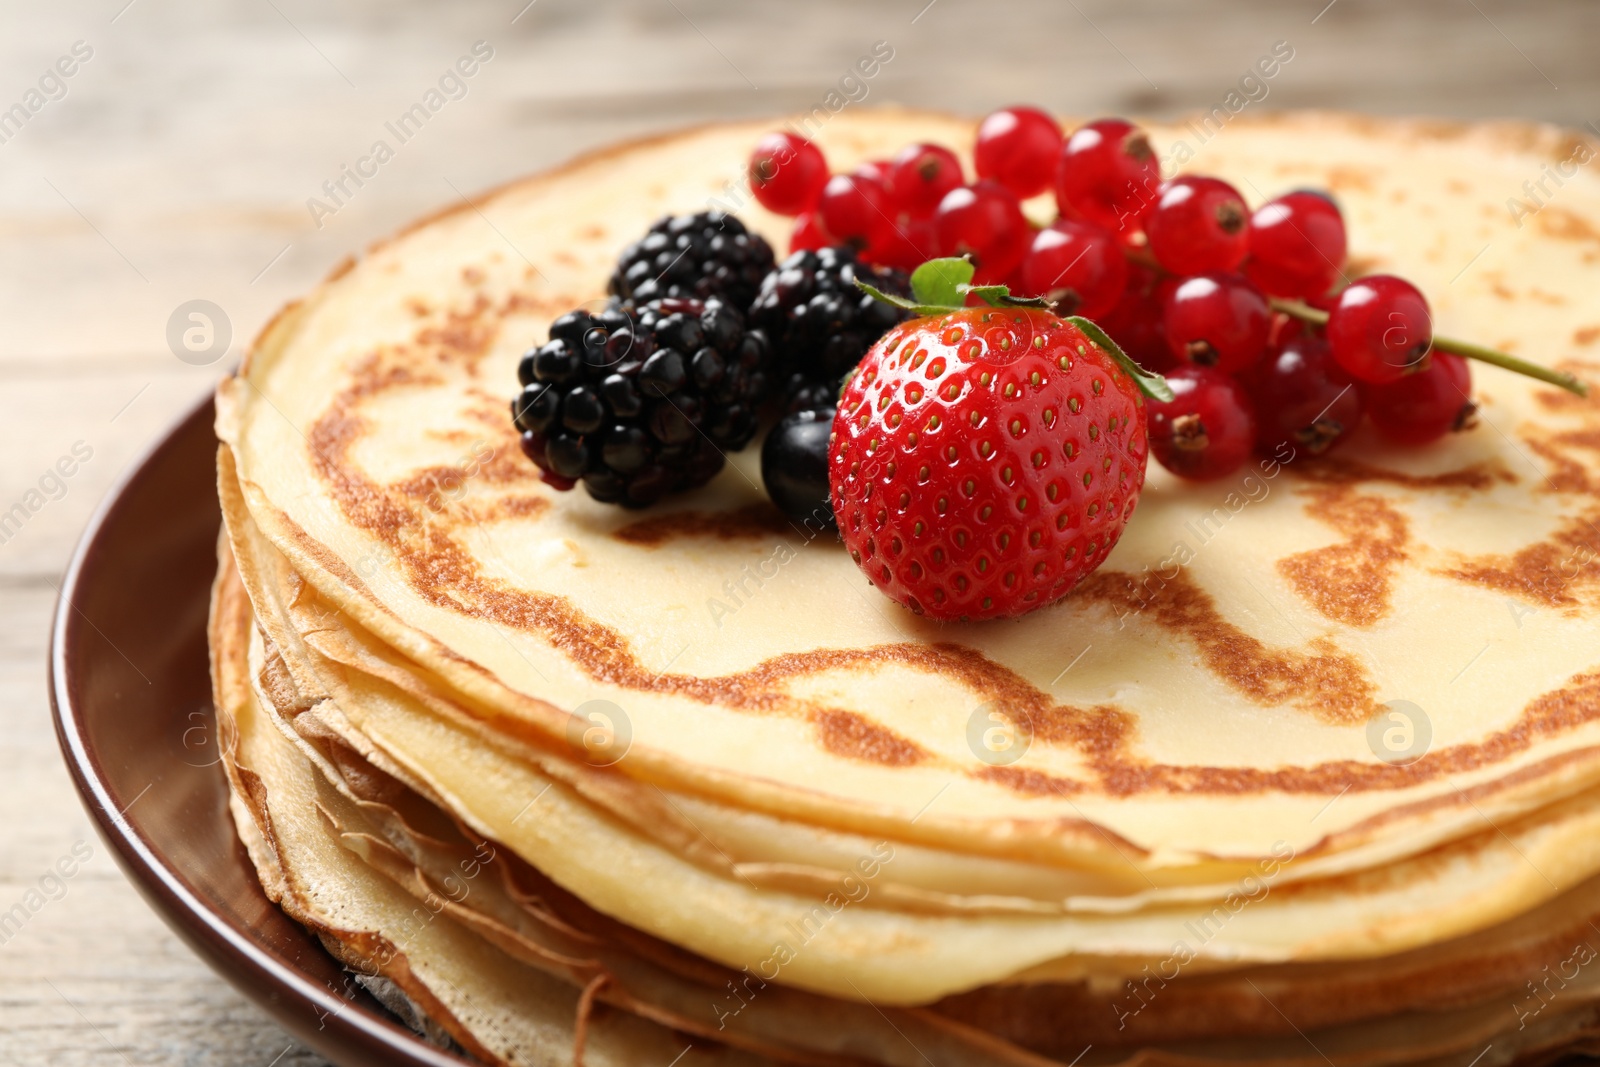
513,298,771,508
748,245,911,413
610,212,775,310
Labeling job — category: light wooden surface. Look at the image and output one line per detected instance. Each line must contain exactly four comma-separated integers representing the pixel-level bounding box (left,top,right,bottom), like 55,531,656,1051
2,1,1597,1062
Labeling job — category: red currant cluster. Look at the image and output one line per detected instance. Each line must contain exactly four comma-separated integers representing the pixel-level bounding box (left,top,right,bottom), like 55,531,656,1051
748,110,1584,483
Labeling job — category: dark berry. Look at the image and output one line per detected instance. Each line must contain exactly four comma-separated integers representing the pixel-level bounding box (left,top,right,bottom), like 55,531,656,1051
1244,333,1364,456
610,212,775,309
1014,219,1126,318
761,407,837,527
512,382,560,434
1365,351,1475,445
974,106,1063,199
887,143,965,218
1163,273,1271,374
748,132,828,216
1055,118,1162,240
934,180,1029,283
749,245,911,412
513,297,772,506
1328,274,1433,385
1147,366,1257,480
1245,190,1347,299
1146,176,1249,275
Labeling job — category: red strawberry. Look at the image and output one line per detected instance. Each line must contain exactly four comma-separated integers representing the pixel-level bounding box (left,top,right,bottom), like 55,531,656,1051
831,303,1153,620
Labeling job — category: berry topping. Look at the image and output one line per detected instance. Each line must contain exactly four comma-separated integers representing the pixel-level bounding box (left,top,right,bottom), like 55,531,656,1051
514,298,771,506
887,143,965,218
1163,273,1271,374
1364,351,1476,445
869,214,940,272
833,259,1166,620
1054,118,1162,240
762,407,837,526
610,212,775,310
1015,219,1128,318
1146,176,1250,275
790,210,831,253
1244,190,1347,299
1244,333,1363,456
973,106,1064,200
1098,263,1180,373
934,180,1030,283
1326,273,1433,384
748,132,829,216
818,172,891,248
749,246,911,412
1146,366,1257,481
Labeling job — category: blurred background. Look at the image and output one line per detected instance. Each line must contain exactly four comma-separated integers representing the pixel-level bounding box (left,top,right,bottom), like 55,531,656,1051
0,1,1594,1062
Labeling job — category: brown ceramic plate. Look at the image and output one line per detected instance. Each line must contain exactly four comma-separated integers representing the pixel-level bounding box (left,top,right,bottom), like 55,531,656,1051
48,393,463,1066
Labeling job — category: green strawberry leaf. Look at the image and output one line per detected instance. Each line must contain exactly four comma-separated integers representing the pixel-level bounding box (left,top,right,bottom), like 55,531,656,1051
960,283,1052,309
853,280,952,318
1067,316,1174,402
909,257,974,307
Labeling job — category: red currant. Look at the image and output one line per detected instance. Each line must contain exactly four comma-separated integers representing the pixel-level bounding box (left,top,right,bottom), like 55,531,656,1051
887,143,964,218
1327,274,1433,385
853,159,893,185
790,210,831,253
1245,190,1347,299
1146,176,1249,275
1054,118,1162,240
1100,264,1179,373
1163,273,1271,375
1015,219,1127,318
868,215,938,271
974,106,1063,199
1244,333,1364,456
748,132,828,216
819,172,890,247
1147,366,1257,480
934,180,1029,283
1365,351,1475,445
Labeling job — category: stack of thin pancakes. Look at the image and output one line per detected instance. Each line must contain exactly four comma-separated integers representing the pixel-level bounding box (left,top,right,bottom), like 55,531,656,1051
211,110,1600,1066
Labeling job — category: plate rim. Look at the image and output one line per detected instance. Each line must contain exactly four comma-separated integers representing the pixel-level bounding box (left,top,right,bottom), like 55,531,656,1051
46,389,467,1067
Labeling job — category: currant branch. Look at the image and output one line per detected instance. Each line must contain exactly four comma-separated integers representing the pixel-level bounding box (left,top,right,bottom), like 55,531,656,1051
1269,298,1588,398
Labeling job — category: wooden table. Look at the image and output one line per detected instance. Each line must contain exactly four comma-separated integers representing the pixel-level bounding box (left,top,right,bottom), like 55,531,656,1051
2,1,1596,1062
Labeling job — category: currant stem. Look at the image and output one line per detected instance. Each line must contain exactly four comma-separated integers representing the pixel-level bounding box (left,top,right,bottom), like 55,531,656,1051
1269,298,1589,398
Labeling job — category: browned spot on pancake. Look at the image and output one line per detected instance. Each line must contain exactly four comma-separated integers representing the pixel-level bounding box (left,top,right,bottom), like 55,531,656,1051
613,504,796,547
810,708,926,766
415,293,497,373
470,494,551,522
1076,570,1377,726
461,265,485,285
1444,510,1600,609
1288,455,1508,490
1538,206,1600,249
1324,166,1374,194
973,765,1082,796
1277,486,1409,627
1440,421,1600,607
1575,327,1600,347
